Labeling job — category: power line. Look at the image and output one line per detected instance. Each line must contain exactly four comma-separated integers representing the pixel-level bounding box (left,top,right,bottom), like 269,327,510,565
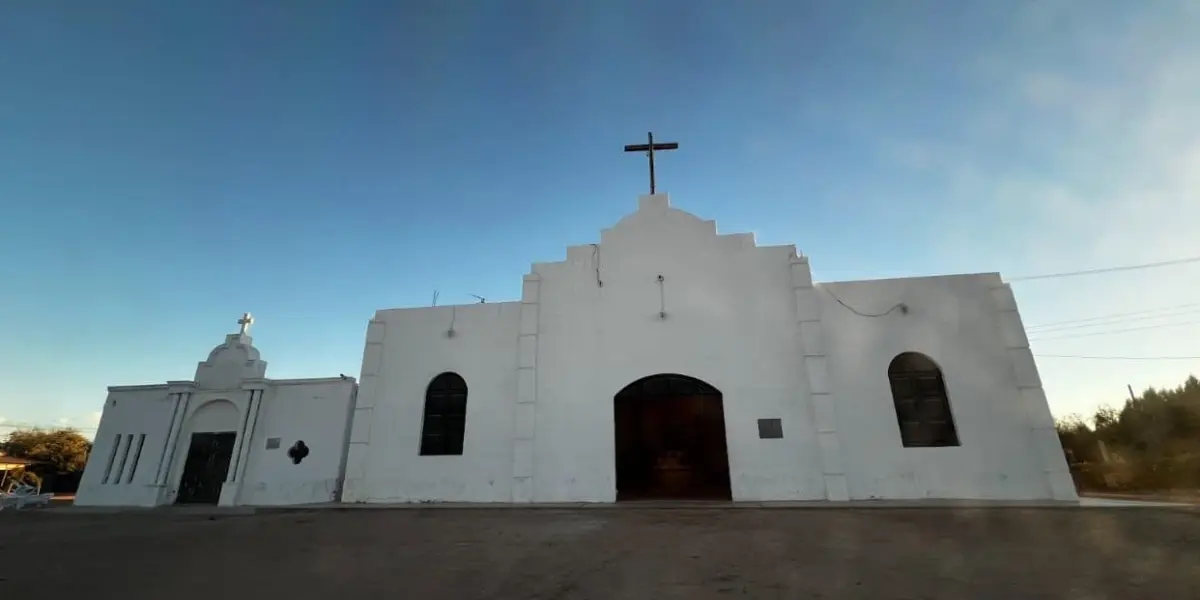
1036,354,1200,361
1009,255,1200,282
1028,308,1200,333
1026,303,1200,330
1027,321,1200,340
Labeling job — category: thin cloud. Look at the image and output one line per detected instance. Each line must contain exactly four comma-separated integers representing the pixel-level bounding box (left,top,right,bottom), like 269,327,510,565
880,8,1200,417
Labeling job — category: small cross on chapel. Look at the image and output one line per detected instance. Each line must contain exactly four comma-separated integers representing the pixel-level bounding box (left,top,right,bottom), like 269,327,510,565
237,312,254,336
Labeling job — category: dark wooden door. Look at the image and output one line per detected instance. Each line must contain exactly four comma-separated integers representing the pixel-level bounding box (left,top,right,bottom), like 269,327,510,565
614,375,732,500
175,432,237,505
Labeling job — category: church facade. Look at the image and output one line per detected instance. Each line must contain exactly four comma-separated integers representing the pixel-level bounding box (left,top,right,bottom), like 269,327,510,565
345,194,1075,504
77,194,1077,507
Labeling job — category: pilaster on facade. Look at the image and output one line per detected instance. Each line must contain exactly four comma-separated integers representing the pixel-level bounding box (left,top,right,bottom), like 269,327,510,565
229,382,267,492
790,254,850,501
152,382,196,503
990,283,1078,501
226,395,250,485
513,273,541,503
342,318,386,502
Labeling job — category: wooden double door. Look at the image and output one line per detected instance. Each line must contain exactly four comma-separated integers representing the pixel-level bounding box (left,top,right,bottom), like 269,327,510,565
614,374,732,501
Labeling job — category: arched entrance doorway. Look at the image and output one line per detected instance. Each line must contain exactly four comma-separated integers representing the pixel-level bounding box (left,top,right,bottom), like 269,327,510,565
613,374,732,501
175,400,239,505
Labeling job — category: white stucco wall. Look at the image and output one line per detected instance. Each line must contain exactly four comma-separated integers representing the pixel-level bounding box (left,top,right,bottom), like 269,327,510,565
83,196,1071,507
345,194,1073,504
237,378,357,506
529,195,825,502
819,274,1074,500
79,331,362,508
75,386,177,507
342,302,521,503
346,195,829,503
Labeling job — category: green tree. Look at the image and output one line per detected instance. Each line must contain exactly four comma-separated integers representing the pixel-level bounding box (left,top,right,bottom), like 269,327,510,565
1056,373,1200,491
1,428,92,474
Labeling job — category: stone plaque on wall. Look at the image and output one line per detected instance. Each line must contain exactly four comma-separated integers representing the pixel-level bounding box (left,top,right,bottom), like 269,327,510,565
758,419,783,439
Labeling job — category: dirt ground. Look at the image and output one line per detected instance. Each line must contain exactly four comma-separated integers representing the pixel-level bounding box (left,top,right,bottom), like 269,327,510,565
2,507,1198,599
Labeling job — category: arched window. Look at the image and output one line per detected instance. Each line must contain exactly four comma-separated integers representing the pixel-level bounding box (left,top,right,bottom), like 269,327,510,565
420,372,468,456
887,353,959,447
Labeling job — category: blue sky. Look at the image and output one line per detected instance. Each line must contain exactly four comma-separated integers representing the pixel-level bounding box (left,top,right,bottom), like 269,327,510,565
2,0,1198,436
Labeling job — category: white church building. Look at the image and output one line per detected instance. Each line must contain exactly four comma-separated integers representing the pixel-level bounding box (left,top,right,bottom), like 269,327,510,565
74,314,359,507
76,193,1077,507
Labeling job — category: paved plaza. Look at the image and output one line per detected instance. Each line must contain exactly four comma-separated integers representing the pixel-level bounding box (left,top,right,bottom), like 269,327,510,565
2,506,1197,598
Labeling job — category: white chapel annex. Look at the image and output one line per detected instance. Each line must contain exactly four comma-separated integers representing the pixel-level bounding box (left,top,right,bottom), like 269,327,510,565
76,190,1077,507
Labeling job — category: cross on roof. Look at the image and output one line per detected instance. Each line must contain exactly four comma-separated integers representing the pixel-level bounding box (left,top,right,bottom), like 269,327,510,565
623,132,678,194
237,312,254,336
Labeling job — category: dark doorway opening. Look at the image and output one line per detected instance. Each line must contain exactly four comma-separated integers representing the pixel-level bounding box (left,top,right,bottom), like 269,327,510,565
175,432,237,505
614,374,732,501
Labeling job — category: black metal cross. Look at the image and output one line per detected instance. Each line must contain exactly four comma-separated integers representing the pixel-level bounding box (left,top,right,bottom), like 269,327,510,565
623,132,678,194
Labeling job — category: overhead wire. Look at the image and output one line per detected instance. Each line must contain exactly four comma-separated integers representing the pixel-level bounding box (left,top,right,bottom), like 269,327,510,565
823,254,1200,320
1027,307,1200,333
1007,255,1200,345
1026,303,1200,330
1035,354,1200,361
822,286,907,317
1029,319,1200,341
1008,255,1200,282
